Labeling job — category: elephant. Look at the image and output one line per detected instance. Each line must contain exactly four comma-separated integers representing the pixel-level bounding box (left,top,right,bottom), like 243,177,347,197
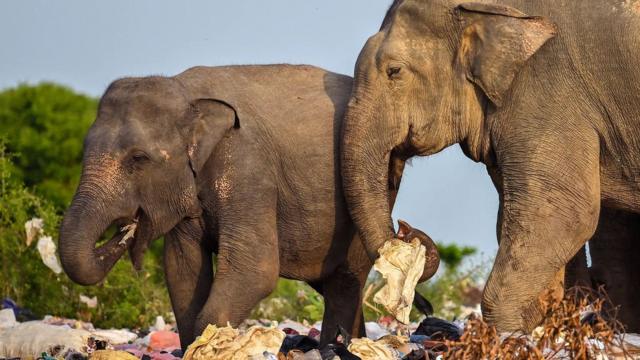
340,0,640,332
57,64,440,348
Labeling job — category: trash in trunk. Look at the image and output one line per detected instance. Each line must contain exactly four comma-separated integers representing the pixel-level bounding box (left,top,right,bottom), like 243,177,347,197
373,238,426,324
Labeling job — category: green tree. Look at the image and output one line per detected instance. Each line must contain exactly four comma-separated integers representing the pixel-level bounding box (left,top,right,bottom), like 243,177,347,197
0,83,97,208
437,242,477,271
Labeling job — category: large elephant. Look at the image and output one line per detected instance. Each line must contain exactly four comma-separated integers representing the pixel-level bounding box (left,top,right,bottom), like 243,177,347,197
340,0,640,332
58,64,440,348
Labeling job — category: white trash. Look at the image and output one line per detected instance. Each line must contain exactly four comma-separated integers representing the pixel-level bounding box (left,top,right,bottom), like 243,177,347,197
37,235,62,274
0,309,17,329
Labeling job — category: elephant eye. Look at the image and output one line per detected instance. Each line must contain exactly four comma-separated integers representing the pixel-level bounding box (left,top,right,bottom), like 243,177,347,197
131,151,150,162
386,66,402,79
124,150,151,171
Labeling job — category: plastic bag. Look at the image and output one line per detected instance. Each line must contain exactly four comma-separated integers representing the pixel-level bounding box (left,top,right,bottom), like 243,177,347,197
184,324,285,360
373,238,426,324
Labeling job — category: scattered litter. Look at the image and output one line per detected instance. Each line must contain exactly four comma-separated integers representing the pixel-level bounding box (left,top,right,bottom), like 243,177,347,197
184,324,285,360
373,238,426,324
279,334,319,355
414,317,463,341
0,321,92,358
91,350,139,360
37,235,63,274
25,217,44,246
0,308,17,328
364,322,389,340
152,315,167,331
149,330,181,350
347,337,395,359
91,329,138,345
79,294,98,308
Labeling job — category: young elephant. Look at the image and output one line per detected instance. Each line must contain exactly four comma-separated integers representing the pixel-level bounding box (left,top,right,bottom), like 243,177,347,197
57,64,439,348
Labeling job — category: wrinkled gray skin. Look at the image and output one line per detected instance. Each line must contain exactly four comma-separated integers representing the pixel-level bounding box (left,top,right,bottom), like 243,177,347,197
58,65,440,348
341,0,640,332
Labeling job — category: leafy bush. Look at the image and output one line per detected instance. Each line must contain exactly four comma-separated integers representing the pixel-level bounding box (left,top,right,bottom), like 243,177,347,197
0,83,96,208
251,279,325,323
0,142,171,329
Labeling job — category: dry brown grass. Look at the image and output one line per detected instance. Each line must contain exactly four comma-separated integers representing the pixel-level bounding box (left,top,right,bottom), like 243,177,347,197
444,287,627,359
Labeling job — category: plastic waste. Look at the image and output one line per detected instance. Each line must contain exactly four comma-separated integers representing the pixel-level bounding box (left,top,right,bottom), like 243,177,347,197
79,294,98,308
37,235,63,274
25,217,44,246
152,315,167,331
365,322,390,340
279,334,320,354
0,308,17,329
90,350,138,359
373,238,426,324
184,324,285,360
91,329,138,345
148,330,181,350
347,338,396,360
0,321,91,358
414,317,463,341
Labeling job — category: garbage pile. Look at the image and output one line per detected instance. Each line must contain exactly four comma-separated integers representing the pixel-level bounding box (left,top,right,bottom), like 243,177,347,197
2,288,640,359
0,307,183,359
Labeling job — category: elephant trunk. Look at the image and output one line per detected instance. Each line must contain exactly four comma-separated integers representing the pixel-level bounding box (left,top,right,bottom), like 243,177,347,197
59,174,130,286
341,99,400,261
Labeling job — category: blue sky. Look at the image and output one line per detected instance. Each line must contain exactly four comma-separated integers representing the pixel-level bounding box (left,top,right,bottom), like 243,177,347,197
0,0,499,256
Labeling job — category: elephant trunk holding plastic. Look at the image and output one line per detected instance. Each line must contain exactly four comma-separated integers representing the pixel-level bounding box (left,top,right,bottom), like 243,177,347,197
59,159,132,286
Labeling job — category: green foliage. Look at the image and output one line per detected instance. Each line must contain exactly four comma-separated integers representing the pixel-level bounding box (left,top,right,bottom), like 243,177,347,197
437,242,477,271
0,142,171,329
0,83,97,208
251,279,325,323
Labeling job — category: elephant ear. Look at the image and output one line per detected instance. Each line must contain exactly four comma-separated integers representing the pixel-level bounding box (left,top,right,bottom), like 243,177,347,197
187,98,240,176
456,3,557,107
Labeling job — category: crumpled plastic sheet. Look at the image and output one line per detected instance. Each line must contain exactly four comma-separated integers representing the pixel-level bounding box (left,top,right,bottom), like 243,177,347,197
37,235,63,274
0,308,17,329
347,337,396,359
91,329,138,345
373,238,426,324
0,321,92,358
183,324,285,360
25,217,44,246
79,294,98,308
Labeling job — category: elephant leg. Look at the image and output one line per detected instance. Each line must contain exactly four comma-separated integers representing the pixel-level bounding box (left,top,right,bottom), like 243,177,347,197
193,191,279,337
318,265,368,346
588,208,640,332
319,233,372,345
483,133,600,332
164,216,213,349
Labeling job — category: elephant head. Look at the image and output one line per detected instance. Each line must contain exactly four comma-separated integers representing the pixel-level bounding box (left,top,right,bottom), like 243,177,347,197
341,0,556,261
59,77,238,285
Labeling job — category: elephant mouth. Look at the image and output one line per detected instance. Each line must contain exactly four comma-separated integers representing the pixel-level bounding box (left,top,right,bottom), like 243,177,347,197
99,208,154,271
